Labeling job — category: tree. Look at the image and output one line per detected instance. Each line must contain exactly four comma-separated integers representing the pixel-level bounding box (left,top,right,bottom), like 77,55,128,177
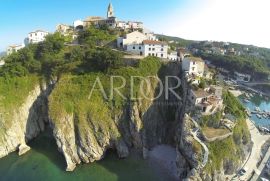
90,48,123,72
78,27,116,47
198,79,206,89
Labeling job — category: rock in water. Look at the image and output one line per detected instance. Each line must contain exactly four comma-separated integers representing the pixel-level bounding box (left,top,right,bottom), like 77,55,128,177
18,144,31,156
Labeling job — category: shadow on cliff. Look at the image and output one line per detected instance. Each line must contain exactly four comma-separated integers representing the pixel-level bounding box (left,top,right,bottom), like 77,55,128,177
28,128,67,171
101,62,183,180
25,84,66,170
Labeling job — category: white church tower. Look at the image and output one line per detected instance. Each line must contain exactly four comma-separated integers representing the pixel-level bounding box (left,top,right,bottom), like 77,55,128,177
107,2,114,18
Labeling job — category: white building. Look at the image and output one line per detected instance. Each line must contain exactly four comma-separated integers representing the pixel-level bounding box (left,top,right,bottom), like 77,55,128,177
126,40,168,59
73,20,84,31
182,57,205,77
168,51,179,61
117,31,157,49
25,30,49,45
6,44,25,55
117,31,147,48
234,72,251,82
127,21,143,30
116,21,130,30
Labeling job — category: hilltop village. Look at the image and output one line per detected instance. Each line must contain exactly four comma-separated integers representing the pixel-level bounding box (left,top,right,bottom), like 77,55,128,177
1,3,270,181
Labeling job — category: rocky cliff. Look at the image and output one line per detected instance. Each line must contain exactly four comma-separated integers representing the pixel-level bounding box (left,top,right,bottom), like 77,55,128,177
48,62,182,171
0,60,249,181
0,83,51,158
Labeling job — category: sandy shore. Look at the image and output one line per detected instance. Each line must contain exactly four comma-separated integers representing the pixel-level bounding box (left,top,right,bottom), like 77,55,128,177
148,145,179,181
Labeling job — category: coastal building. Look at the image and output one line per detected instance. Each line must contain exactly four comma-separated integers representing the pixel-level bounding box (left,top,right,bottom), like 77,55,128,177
168,51,179,61
83,16,104,27
142,40,168,58
117,31,157,49
73,20,84,31
234,72,251,82
25,30,49,45
125,40,168,58
82,3,143,31
189,87,223,115
56,24,73,36
127,21,144,30
182,57,205,77
6,44,25,55
177,48,190,61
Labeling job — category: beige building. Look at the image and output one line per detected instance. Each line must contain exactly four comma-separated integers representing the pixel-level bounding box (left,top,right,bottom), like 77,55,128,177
117,31,149,48
56,24,73,36
6,44,25,55
189,87,223,115
83,16,104,27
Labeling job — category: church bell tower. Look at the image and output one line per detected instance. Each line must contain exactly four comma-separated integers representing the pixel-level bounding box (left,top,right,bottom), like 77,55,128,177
107,2,114,18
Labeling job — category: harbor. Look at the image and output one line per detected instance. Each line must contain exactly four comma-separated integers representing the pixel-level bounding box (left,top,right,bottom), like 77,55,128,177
239,91,270,134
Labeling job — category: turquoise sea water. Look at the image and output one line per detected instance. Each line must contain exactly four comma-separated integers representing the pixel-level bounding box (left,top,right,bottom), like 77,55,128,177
239,94,270,127
0,130,169,181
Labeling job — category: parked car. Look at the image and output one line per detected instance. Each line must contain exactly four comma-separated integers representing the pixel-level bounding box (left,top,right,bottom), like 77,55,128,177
260,177,269,181
266,160,270,169
239,168,247,176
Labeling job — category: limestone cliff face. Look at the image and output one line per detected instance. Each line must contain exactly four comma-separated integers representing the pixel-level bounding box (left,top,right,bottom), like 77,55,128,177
48,62,183,171
0,84,50,158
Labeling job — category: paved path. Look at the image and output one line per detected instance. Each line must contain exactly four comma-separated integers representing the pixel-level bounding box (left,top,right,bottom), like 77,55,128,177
191,129,209,168
250,147,270,181
239,119,270,180
243,81,270,86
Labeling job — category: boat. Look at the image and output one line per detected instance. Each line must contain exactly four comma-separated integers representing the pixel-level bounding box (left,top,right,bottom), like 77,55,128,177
257,114,262,119
255,107,260,112
244,99,250,103
263,114,268,119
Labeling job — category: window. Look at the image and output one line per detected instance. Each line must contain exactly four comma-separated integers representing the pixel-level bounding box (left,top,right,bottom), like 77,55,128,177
133,46,135,49
139,46,141,50
161,54,163,57
152,53,155,56
192,67,195,71
152,48,155,51
149,53,151,56
193,61,196,65
149,48,151,51
161,48,164,51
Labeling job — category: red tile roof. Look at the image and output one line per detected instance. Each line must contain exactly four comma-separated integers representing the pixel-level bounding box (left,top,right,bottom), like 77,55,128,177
142,40,167,45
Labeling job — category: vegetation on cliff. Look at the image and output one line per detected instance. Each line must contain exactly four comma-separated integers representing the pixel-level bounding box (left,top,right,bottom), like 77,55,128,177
0,76,39,119
49,57,162,131
204,91,251,174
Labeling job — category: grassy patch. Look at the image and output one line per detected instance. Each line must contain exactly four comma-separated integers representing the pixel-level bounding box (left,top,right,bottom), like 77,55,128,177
0,76,39,115
203,91,250,173
202,127,230,139
49,57,162,138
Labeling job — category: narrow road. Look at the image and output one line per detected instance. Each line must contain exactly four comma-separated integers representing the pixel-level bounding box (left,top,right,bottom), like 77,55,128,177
191,129,209,168
250,147,270,181
242,81,270,86
239,119,270,180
